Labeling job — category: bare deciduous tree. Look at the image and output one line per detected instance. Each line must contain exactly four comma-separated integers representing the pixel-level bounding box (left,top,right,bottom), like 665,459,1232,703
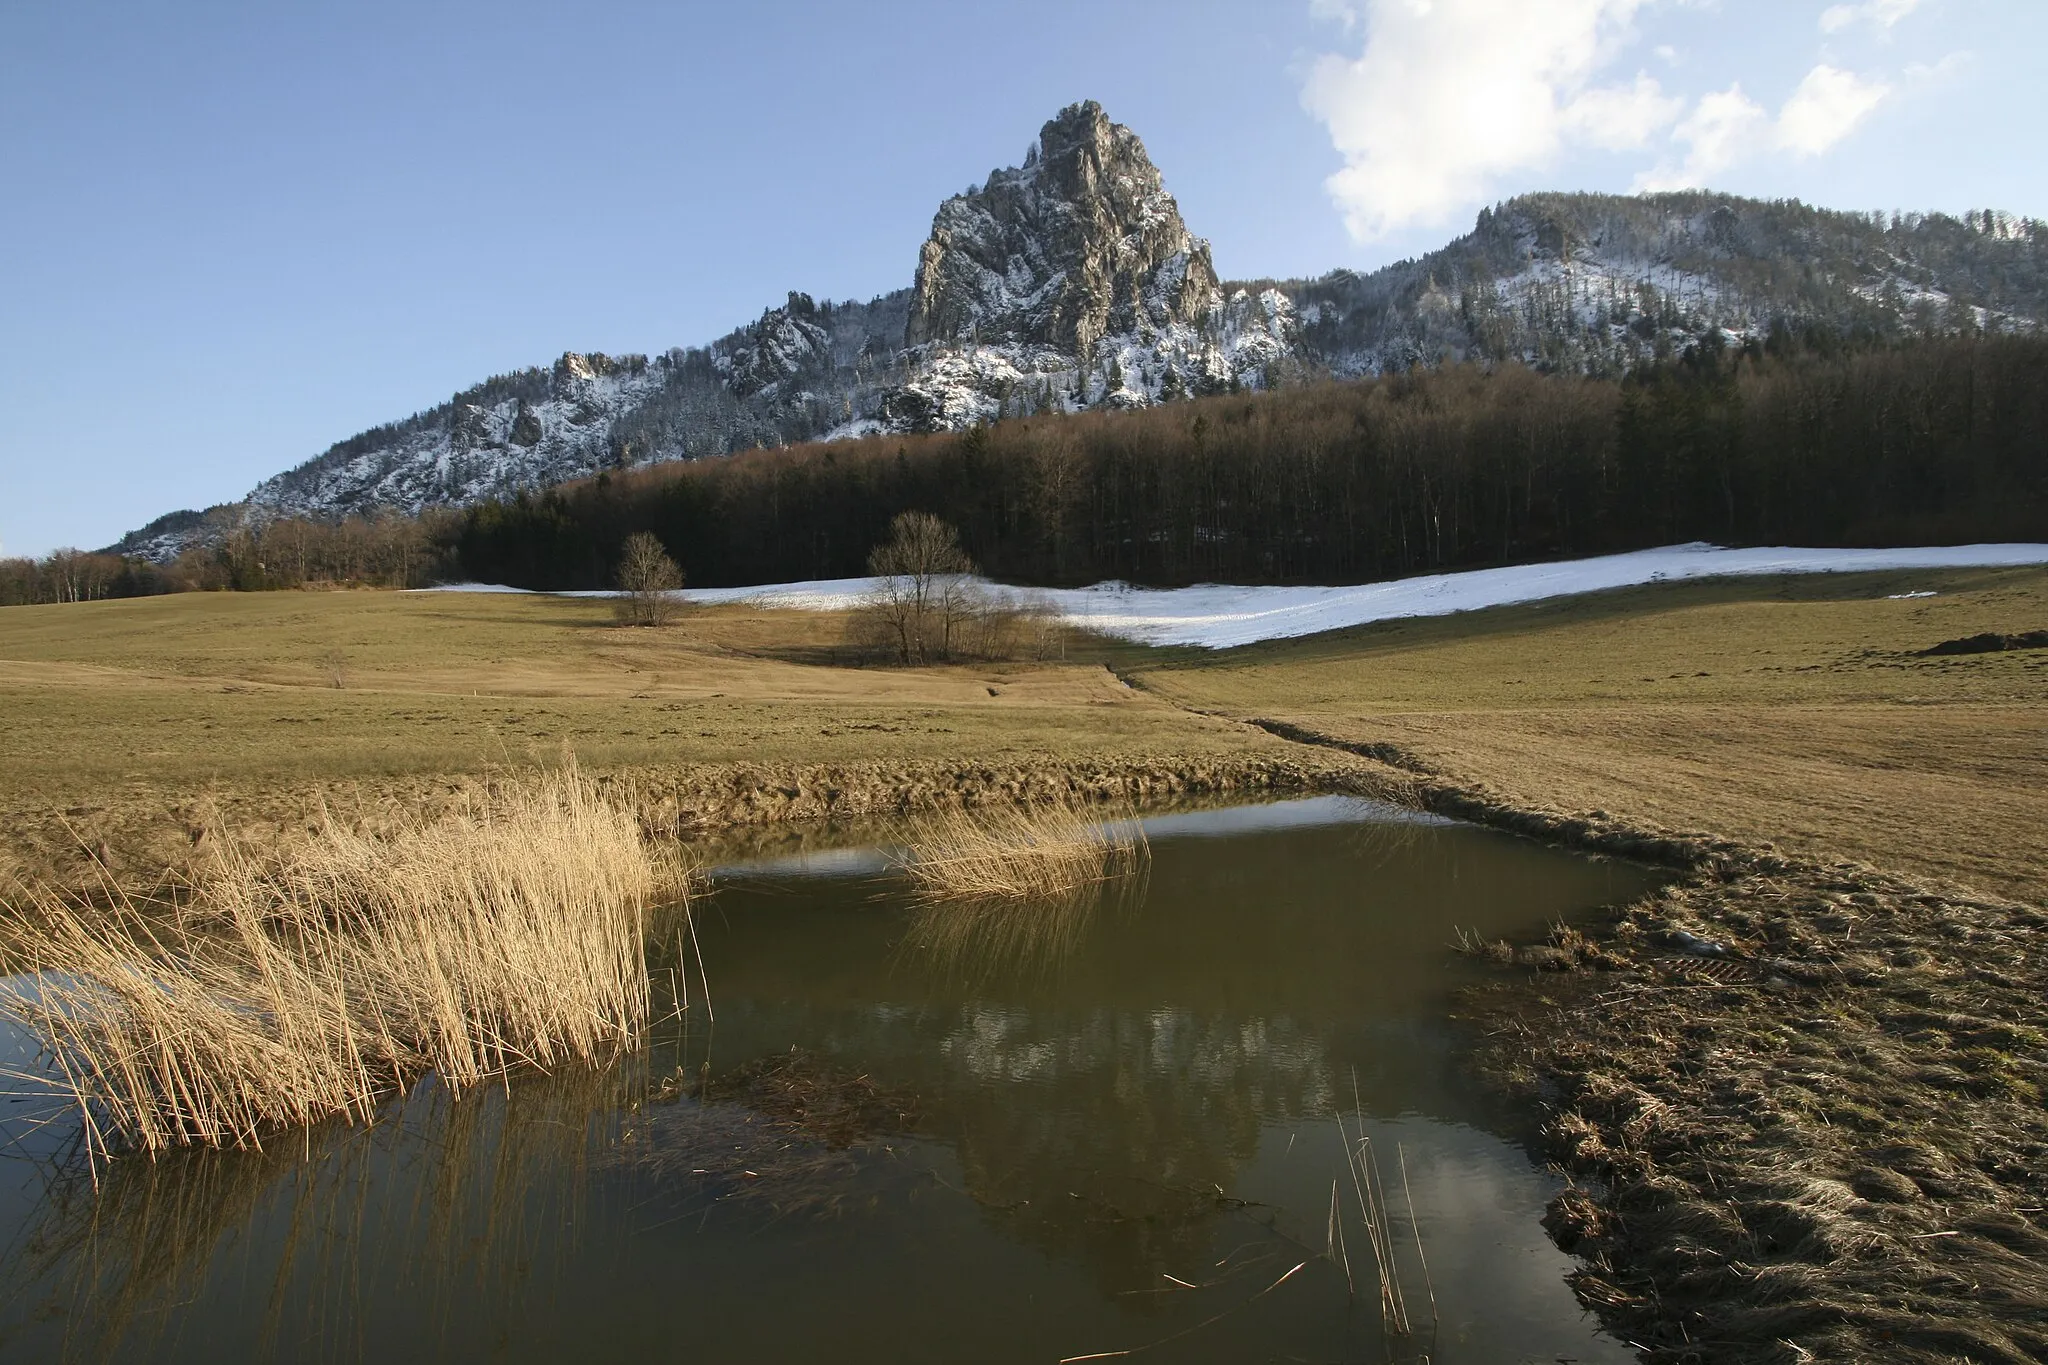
614,532,683,626
859,512,978,664
852,514,1067,665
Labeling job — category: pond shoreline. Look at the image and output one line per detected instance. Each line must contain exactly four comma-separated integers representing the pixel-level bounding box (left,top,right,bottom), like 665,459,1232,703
1258,719,2048,1365
0,749,1395,904
8,735,2045,1363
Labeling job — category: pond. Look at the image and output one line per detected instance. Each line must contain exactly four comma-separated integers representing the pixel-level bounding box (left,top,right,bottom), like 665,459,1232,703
0,796,1658,1364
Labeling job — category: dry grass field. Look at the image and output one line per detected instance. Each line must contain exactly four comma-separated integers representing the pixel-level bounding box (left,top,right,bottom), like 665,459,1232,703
1132,566,2048,904
0,589,1286,891
0,589,1252,791
4,566,2044,906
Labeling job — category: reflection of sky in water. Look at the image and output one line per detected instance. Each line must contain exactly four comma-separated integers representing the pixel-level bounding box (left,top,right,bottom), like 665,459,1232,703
708,794,1452,881
1139,793,1456,840
1235,1119,1633,1364
707,843,894,880
0,804,1653,1363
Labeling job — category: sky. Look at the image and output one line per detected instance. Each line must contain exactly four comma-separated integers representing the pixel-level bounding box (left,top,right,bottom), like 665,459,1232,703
2,0,2042,559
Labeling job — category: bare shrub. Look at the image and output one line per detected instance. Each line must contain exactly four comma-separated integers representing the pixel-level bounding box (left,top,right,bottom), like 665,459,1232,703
614,531,682,626
0,764,657,1163
857,512,976,663
959,588,1067,662
852,514,1066,664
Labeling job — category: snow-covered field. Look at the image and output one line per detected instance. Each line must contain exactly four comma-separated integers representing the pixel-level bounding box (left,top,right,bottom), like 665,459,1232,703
421,541,2048,650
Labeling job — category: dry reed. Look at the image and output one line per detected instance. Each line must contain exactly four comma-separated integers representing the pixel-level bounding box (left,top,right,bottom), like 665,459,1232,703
0,764,655,1164
894,800,1148,902
1331,1075,1438,1341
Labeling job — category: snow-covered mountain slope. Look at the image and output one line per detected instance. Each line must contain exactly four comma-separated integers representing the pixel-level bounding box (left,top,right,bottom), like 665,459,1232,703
1278,195,2047,377
112,104,2048,562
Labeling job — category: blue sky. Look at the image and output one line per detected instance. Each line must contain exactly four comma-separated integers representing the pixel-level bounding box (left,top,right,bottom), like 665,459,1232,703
3,0,2042,558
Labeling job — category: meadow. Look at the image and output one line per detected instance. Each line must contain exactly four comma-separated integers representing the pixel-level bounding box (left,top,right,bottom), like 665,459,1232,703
3,565,2044,901
0,588,1277,892
1135,565,2048,903
5,564,2047,1361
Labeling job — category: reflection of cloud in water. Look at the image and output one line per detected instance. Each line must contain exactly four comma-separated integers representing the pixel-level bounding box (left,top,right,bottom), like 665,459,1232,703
937,1004,1336,1114
1240,1118,1636,1365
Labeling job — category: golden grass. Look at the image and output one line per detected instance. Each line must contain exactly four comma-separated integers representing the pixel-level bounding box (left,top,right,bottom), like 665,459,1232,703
0,765,654,1162
896,802,1151,982
0,587,1278,896
894,800,1148,902
0,591,1199,793
1135,565,2048,903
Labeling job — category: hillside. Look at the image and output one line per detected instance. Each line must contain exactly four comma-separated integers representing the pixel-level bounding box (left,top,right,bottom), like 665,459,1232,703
113,101,2048,562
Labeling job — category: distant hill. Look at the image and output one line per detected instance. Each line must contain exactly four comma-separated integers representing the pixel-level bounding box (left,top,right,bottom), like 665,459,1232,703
113,101,2047,562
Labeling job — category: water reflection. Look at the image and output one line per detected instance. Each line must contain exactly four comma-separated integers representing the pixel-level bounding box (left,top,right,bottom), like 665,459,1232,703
0,797,1656,1364
3,1064,630,1363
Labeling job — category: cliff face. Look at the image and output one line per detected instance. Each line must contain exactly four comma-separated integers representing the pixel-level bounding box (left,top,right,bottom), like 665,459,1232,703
111,105,2048,562
905,101,1221,356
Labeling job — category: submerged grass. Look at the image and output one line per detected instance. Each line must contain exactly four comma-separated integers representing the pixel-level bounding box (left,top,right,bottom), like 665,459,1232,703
0,764,655,1164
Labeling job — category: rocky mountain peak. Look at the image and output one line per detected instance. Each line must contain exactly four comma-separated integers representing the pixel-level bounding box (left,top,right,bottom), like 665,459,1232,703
104,99,2048,562
717,292,831,399
904,100,1221,357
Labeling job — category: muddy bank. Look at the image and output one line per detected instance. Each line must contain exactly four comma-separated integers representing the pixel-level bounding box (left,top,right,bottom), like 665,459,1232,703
1264,716,2048,1365
0,750,1390,902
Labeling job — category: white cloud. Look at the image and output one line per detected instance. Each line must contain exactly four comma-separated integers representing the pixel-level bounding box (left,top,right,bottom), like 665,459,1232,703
1308,0,1361,32
1636,83,1769,189
1634,62,1890,189
1777,63,1890,155
1819,0,1922,34
1904,51,1971,88
1561,72,1687,150
1301,0,1680,241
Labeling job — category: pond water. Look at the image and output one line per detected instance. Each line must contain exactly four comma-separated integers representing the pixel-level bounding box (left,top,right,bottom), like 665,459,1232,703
0,796,1657,1364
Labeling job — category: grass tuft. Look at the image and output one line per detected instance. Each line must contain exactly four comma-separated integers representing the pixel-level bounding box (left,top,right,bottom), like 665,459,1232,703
0,764,655,1164
894,800,1148,902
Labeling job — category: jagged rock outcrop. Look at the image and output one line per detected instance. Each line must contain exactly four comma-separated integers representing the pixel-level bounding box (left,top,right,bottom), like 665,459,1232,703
716,293,832,399
110,105,2048,562
904,100,1220,356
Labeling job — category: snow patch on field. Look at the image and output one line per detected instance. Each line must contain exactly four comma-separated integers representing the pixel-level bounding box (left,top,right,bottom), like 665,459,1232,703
417,542,2048,649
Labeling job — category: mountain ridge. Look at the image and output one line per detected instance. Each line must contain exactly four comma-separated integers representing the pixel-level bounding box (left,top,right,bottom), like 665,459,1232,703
112,101,2048,562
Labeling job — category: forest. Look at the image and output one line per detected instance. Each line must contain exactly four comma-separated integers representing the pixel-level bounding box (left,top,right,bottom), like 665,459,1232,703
7,331,2045,607
452,331,2048,590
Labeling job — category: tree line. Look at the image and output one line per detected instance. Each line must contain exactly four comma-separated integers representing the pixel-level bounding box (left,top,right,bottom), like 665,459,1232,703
452,331,2048,590
1,512,450,607
9,330,2044,609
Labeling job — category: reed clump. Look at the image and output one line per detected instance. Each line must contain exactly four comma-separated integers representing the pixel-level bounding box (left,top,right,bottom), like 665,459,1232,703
0,765,655,1163
894,799,1148,901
